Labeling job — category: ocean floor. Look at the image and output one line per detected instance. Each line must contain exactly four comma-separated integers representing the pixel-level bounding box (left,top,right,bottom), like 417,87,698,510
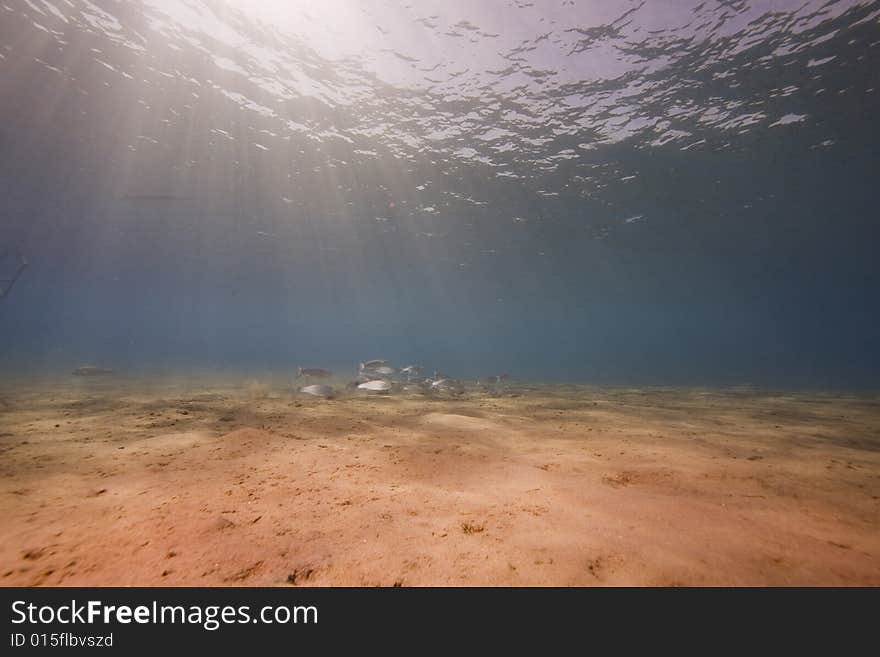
1,375,878,586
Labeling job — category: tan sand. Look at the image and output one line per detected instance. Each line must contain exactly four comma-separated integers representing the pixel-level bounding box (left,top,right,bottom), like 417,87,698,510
0,375,878,586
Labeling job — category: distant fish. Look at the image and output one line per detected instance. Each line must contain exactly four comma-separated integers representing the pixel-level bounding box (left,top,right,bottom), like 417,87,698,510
256,231,277,238
298,384,335,399
429,378,464,394
359,359,388,370
296,367,332,379
372,366,396,377
357,372,387,382
121,194,192,202
72,366,114,376
400,365,423,381
400,365,423,383
357,380,391,393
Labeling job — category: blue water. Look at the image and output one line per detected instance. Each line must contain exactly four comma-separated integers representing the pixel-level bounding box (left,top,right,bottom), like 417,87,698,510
0,0,878,387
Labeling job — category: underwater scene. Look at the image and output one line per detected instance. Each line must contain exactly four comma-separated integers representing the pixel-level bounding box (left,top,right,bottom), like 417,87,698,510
0,0,878,585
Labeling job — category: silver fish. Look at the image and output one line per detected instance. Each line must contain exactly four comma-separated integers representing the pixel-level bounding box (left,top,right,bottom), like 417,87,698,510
296,366,332,379
359,359,388,371
430,378,464,394
400,365,423,383
299,384,335,399
72,366,114,376
122,194,192,201
357,371,387,382
357,379,391,393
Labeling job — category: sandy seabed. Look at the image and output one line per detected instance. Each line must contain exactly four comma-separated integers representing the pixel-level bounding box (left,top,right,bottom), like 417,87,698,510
1,375,878,586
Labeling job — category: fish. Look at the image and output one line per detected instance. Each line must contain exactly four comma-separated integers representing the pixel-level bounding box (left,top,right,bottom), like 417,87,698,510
357,380,391,393
121,194,192,202
400,365,423,382
357,371,387,382
72,366,114,376
359,359,388,371
296,367,332,379
372,366,396,377
429,378,464,395
298,384,335,399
